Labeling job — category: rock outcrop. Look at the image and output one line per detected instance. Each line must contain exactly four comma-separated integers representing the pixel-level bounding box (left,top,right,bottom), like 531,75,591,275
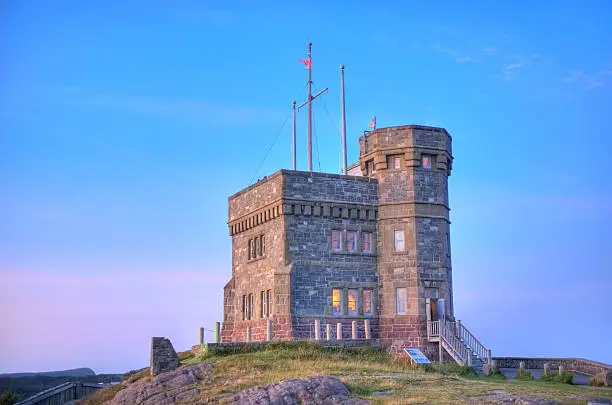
221,375,368,405
150,337,179,376
109,363,212,405
467,390,560,405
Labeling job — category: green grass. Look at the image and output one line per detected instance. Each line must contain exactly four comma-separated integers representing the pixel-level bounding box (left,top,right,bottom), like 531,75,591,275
81,344,612,405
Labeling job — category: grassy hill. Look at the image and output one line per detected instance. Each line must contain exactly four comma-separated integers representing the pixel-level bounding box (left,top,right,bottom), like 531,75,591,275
82,343,612,405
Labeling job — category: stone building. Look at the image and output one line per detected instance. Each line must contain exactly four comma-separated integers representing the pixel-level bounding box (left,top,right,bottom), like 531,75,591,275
221,124,484,362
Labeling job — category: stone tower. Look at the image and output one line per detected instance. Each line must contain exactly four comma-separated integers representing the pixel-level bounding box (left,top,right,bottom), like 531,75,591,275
358,125,453,357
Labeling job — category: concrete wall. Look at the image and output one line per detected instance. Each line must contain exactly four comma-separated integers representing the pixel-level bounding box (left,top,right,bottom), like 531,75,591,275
494,357,612,385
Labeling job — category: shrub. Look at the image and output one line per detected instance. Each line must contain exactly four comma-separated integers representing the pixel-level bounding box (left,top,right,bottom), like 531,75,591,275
485,369,507,380
423,362,478,378
515,368,534,381
589,376,605,387
540,370,573,384
0,391,19,405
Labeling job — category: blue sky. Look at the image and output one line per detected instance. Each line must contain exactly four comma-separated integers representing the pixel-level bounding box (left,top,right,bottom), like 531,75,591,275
1,1,611,373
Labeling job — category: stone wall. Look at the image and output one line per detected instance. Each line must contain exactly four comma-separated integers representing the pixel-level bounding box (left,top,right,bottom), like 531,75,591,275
150,337,179,376
494,357,612,385
282,171,379,339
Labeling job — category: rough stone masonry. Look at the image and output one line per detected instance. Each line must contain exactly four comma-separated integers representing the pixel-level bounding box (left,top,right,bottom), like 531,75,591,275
221,125,454,360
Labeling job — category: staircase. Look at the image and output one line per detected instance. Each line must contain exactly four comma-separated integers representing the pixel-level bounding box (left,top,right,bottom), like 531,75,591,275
427,319,491,375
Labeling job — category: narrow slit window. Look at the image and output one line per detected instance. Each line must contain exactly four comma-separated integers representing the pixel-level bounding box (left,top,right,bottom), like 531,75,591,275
422,155,433,169
393,156,401,169
361,232,373,253
242,295,247,320
331,230,342,251
266,289,272,316
363,290,373,316
346,231,357,252
261,235,266,255
348,289,358,316
248,293,254,320
253,237,259,258
260,291,265,318
332,289,342,315
394,230,405,251
248,240,252,260
396,288,408,315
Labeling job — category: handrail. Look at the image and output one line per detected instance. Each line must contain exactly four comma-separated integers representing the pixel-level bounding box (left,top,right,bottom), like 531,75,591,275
427,320,440,337
457,321,490,364
440,320,468,366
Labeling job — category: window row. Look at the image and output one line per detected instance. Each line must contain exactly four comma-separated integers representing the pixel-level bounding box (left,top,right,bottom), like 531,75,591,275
241,289,273,320
331,230,374,253
247,235,266,260
331,288,374,317
365,154,435,175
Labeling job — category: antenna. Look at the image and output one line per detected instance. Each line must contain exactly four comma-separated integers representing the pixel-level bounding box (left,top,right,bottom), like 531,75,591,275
298,42,328,172
292,101,297,170
340,65,347,175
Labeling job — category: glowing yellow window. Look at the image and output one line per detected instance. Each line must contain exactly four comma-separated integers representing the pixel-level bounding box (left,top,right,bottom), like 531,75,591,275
332,289,342,315
348,289,358,316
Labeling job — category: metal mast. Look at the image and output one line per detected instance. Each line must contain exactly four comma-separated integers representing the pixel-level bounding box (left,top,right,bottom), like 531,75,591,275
307,42,313,171
298,42,327,172
292,100,297,170
340,65,347,175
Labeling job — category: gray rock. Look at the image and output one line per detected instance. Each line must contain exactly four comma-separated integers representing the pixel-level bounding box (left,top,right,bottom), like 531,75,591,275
109,363,212,405
222,375,368,405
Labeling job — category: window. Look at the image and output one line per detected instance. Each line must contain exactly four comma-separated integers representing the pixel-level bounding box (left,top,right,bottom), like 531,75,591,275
331,230,342,251
424,287,439,299
332,289,343,315
260,291,265,318
266,289,272,316
446,232,451,257
393,156,401,169
242,295,247,320
361,232,373,253
394,230,405,251
247,293,254,320
346,231,357,252
363,289,373,316
367,159,376,175
348,289,358,316
422,154,433,169
248,234,266,260
396,287,408,315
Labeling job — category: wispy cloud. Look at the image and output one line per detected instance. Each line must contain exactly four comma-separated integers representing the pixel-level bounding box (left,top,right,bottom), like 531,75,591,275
501,62,524,80
563,69,607,90
432,44,479,63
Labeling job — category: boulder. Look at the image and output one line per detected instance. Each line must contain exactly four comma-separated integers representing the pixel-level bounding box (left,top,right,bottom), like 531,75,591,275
222,375,368,405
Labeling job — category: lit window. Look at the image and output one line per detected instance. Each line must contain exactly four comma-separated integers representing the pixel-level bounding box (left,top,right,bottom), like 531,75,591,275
331,230,342,251
393,156,401,169
361,232,373,253
396,287,407,315
422,155,433,169
363,290,373,316
346,231,357,252
394,230,405,251
348,290,358,316
332,289,343,315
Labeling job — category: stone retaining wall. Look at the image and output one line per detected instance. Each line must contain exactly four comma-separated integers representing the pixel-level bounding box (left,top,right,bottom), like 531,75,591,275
494,357,611,385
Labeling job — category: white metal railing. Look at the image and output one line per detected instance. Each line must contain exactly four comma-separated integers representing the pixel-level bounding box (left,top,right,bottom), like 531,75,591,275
456,321,491,364
440,319,469,366
427,320,440,337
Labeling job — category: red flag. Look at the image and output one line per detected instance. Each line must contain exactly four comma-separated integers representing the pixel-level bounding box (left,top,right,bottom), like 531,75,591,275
299,58,312,69
368,116,377,129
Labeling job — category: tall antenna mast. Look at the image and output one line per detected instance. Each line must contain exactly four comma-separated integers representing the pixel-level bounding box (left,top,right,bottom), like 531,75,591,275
307,42,313,172
292,100,297,170
340,65,347,175
298,42,327,172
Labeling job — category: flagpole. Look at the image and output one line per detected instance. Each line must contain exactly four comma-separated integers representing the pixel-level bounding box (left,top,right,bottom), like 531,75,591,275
292,100,297,170
340,65,347,175
307,42,313,172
